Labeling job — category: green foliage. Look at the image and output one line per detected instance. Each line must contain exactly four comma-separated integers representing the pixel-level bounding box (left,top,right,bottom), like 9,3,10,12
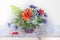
37,17,45,24
10,5,22,16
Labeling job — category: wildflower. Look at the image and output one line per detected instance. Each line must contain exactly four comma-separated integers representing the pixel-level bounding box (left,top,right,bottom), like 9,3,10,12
8,23,11,27
29,29,34,33
14,25,18,30
44,13,47,17
11,32,19,35
25,29,34,33
36,9,44,16
22,8,32,21
39,9,44,16
29,5,37,9
43,19,47,24
36,10,41,16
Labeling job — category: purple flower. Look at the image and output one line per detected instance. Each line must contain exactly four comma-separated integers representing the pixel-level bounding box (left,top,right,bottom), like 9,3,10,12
29,29,34,33
29,5,37,9
15,25,18,30
8,23,11,27
44,19,47,24
44,13,47,17
36,10,41,16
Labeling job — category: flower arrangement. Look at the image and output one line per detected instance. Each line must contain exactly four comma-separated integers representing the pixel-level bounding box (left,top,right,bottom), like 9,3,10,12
11,5,47,33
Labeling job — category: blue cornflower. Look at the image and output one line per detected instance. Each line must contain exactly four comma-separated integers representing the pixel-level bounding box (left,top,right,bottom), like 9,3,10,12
36,10,41,16
15,25,18,30
29,29,34,33
8,23,11,27
29,5,37,9
44,19,47,24
44,13,47,18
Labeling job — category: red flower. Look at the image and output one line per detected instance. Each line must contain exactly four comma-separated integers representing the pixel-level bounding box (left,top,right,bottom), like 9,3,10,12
39,9,44,16
22,8,32,21
11,32,19,35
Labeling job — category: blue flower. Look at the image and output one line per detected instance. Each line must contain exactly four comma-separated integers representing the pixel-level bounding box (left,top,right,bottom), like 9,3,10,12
29,29,34,33
15,25,18,30
29,5,37,9
44,19,47,24
44,13,47,17
8,23,11,27
36,10,41,16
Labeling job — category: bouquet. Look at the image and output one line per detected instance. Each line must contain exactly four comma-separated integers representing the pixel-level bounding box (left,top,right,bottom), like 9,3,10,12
11,5,47,34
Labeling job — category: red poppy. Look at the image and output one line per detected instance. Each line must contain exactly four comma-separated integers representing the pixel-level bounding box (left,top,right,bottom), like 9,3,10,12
11,32,19,35
22,8,32,21
40,9,44,16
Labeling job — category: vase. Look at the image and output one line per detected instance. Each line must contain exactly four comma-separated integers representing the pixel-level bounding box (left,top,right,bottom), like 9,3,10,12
22,27,34,33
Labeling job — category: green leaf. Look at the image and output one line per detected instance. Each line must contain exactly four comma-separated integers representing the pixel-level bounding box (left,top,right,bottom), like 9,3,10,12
10,5,22,15
37,18,45,23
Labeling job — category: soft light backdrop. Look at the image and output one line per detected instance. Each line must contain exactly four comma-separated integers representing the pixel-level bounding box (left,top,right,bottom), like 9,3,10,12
0,0,60,37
